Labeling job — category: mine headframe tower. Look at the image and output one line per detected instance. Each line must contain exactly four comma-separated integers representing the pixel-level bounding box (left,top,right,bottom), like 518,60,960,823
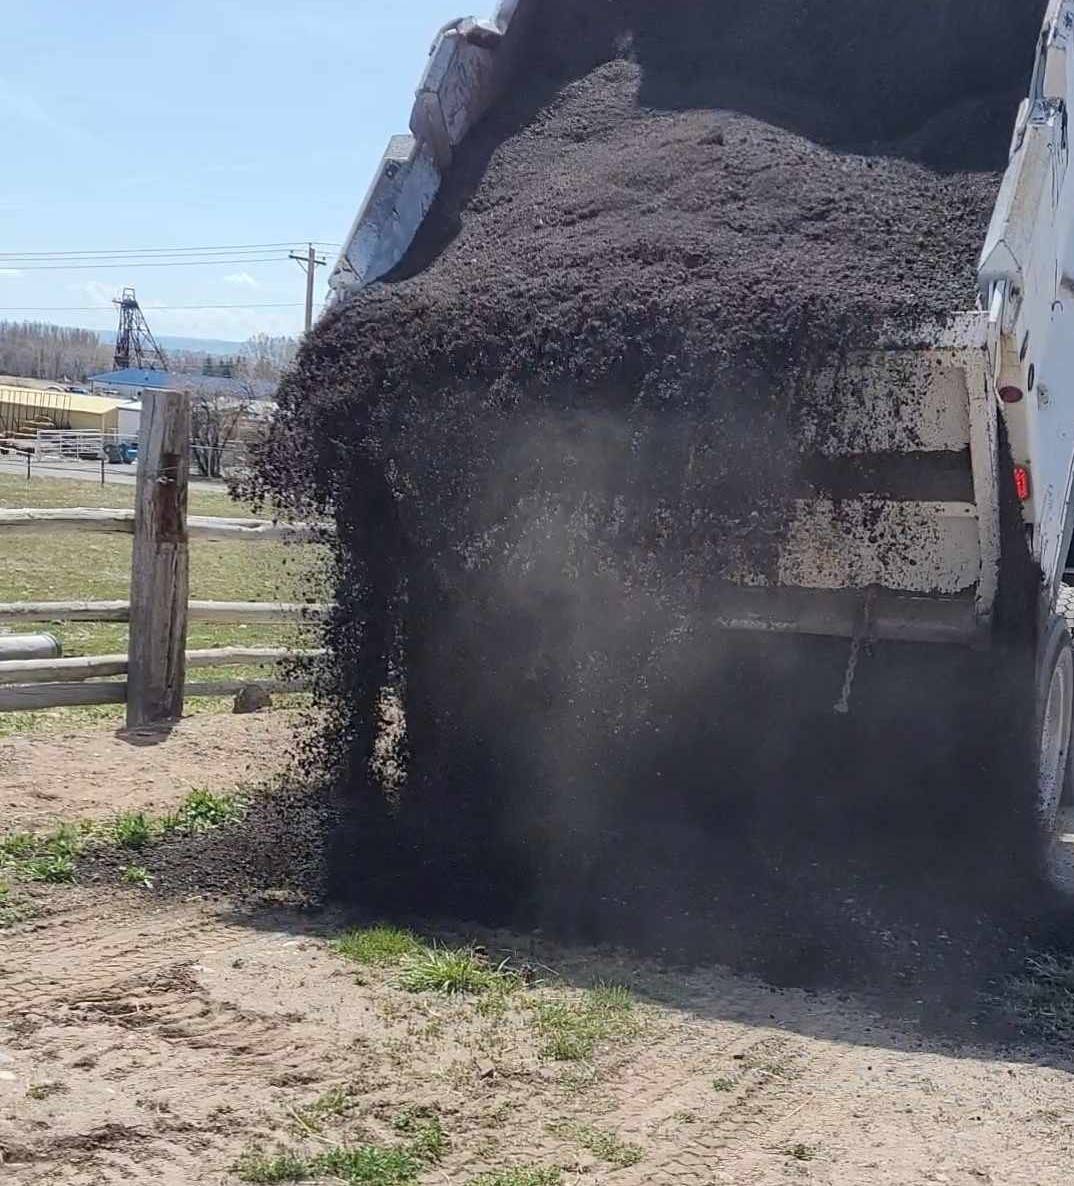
112,287,169,372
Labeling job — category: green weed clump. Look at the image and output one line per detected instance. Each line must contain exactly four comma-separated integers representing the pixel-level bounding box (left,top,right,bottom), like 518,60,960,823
0,833,36,863
313,1145,421,1184
568,1123,642,1167
468,1170,562,1186
396,947,519,996
331,925,422,966
330,926,517,998
234,1148,310,1183
234,1142,426,1185
25,853,74,883
295,1085,354,1126
531,983,639,1061
112,811,153,849
1,823,92,883
393,1105,446,1160
120,865,154,888
0,882,36,927
168,787,246,833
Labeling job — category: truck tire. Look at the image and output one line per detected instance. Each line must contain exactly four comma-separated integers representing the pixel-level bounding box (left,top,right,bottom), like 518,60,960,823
1036,612,1074,837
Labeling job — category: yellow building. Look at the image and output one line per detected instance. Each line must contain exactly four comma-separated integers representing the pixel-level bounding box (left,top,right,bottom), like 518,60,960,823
0,386,121,437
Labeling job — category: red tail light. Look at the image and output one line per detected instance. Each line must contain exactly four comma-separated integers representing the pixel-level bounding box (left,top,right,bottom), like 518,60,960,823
999,385,1024,404
1014,465,1032,502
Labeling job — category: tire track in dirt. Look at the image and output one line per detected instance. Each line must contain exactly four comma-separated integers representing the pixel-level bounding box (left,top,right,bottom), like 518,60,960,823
579,1025,843,1184
0,904,339,1185
0,900,248,1014
6,1128,236,1186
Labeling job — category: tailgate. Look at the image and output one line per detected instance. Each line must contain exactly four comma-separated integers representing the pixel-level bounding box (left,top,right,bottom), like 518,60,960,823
710,314,998,645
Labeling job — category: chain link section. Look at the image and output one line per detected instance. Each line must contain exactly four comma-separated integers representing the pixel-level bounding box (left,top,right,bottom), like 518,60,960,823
833,587,878,716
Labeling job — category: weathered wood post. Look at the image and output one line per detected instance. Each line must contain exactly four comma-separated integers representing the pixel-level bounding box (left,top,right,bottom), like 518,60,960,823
126,390,190,727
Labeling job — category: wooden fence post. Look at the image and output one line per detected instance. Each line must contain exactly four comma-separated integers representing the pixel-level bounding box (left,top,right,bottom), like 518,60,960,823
126,390,190,727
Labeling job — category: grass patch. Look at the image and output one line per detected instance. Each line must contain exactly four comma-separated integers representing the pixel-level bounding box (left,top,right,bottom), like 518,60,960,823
468,1171,562,1186
313,1144,421,1184
0,824,86,882
120,864,154,889
24,852,74,883
785,1143,816,1162
112,811,153,849
997,952,1074,1041
396,946,519,996
0,789,246,886
166,787,246,833
0,883,37,927
0,832,36,862
553,1121,641,1167
712,1076,736,1092
332,925,422,966
393,1105,446,1161
290,1085,358,1134
26,1081,68,1101
234,1148,310,1183
531,983,639,1061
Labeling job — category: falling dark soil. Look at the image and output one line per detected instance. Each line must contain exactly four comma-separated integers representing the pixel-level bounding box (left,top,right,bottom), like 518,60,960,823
246,0,1070,995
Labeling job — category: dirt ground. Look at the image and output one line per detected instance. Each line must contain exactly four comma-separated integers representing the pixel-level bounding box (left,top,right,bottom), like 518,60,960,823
2,891,1074,1184
1,714,1073,1184
0,711,300,831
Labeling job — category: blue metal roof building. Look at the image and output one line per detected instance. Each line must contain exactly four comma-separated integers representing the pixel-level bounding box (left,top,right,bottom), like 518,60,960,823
87,368,174,392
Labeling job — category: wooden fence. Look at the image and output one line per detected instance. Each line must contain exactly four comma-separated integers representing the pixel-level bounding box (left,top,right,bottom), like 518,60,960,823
0,390,327,725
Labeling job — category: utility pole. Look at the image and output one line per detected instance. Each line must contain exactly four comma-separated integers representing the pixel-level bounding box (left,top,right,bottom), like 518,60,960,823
289,243,327,333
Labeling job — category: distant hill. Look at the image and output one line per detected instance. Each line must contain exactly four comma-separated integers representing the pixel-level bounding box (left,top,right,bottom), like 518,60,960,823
98,329,247,357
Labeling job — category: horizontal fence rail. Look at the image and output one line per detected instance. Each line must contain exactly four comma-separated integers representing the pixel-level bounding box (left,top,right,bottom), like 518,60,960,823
0,646,324,686
0,507,325,543
0,679,308,713
0,600,331,624
1,390,327,723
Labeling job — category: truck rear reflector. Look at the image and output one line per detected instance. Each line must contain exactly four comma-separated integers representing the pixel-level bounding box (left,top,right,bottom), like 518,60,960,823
1014,465,1032,501
998,385,1024,403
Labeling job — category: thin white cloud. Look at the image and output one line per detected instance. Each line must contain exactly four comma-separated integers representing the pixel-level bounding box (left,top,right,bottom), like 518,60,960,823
0,268,22,278
223,272,258,289
80,281,115,306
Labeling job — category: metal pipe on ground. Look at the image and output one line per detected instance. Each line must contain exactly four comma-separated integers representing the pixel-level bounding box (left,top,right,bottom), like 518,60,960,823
0,633,62,661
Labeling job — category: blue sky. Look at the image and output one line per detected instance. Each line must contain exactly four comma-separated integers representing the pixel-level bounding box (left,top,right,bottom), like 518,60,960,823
0,0,462,343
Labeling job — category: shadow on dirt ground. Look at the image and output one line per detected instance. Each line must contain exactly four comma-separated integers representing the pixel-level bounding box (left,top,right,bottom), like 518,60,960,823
110,764,1074,1079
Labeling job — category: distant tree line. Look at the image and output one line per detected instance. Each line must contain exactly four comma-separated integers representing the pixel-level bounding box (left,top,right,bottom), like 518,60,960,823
0,321,298,388
0,321,110,382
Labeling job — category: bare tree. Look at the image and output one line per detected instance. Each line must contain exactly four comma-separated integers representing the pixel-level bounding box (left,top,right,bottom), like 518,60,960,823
189,389,251,478
241,333,298,386
0,321,110,381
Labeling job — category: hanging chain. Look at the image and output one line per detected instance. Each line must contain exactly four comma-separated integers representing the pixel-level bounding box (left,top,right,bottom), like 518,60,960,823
834,587,877,716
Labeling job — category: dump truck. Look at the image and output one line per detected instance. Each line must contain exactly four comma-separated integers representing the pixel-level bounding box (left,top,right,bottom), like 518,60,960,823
324,0,1074,876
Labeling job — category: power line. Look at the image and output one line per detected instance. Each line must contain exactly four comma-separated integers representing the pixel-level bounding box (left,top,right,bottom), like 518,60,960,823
0,302,305,312
0,249,325,264
0,241,340,259
2,257,299,271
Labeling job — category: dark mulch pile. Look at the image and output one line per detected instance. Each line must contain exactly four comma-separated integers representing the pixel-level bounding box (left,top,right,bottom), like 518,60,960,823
244,1,1065,991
